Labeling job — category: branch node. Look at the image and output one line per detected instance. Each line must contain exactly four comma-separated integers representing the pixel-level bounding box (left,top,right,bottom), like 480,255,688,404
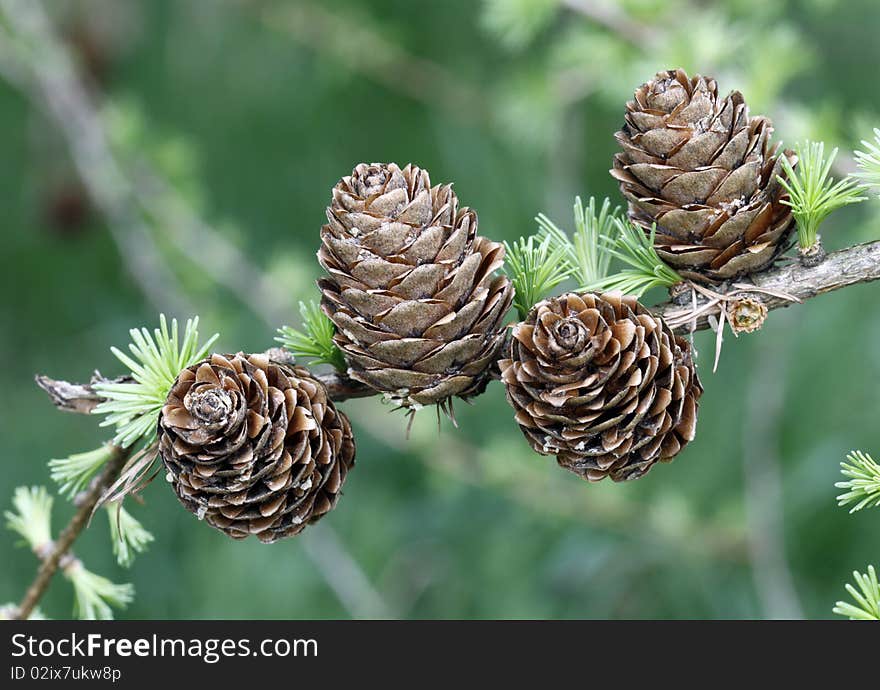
798,237,827,267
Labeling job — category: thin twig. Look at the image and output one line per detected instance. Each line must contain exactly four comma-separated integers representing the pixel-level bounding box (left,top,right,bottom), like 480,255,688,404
34,373,109,415
15,445,131,620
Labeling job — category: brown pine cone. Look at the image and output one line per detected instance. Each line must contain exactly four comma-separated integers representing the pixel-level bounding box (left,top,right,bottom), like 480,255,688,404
499,292,702,482
611,68,796,283
158,353,355,543
318,162,514,409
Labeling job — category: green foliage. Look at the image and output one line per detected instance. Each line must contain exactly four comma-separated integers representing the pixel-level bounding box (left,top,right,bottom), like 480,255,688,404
833,452,880,620
833,566,880,621
504,233,573,320
104,98,204,208
836,450,880,513
67,562,134,621
854,128,880,195
539,199,681,299
537,196,618,290
6,487,134,619
494,70,562,152
107,503,154,569
480,0,559,50
738,24,813,110
276,300,346,371
49,446,113,500
589,219,683,299
778,141,867,249
93,315,218,448
5,486,53,550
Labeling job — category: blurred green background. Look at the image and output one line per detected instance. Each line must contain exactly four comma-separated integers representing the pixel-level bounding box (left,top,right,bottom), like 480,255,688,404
1,0,879,620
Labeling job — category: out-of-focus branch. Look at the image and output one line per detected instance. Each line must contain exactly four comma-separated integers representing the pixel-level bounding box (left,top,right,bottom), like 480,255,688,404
251,0,487,122
0,0,296,328
560,0,653,45
302,526,396,619
129,165,294,328
0,0,194,316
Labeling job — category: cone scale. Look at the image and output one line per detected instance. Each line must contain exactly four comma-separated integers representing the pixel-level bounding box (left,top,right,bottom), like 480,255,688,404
318,163,514,409
158,353,355,543
499,292,702,482
612,69,797,283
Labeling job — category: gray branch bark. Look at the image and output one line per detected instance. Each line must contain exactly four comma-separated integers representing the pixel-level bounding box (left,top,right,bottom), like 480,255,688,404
656,240,880,333
34,373,128,415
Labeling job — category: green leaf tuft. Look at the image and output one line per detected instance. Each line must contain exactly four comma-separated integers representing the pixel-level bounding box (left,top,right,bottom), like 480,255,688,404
587,219,683,299
49,446,113,500
504,233,573,320
778,141,866,249
93,315,218,448
833,565,880,621
66,561,134,621
537,196,618,289
5,486,53,551
276,300,346,371
854,128,880,195
835,450,880,513
0,603,47,620
107,502,154,568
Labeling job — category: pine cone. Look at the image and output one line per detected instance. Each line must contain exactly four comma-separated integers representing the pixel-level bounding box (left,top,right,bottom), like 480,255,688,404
612,68,796,283
499,292,702,482
158,353,355,543
318,162,514,408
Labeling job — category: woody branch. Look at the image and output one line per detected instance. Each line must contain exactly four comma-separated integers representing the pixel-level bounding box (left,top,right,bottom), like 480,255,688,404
34,236,880,409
